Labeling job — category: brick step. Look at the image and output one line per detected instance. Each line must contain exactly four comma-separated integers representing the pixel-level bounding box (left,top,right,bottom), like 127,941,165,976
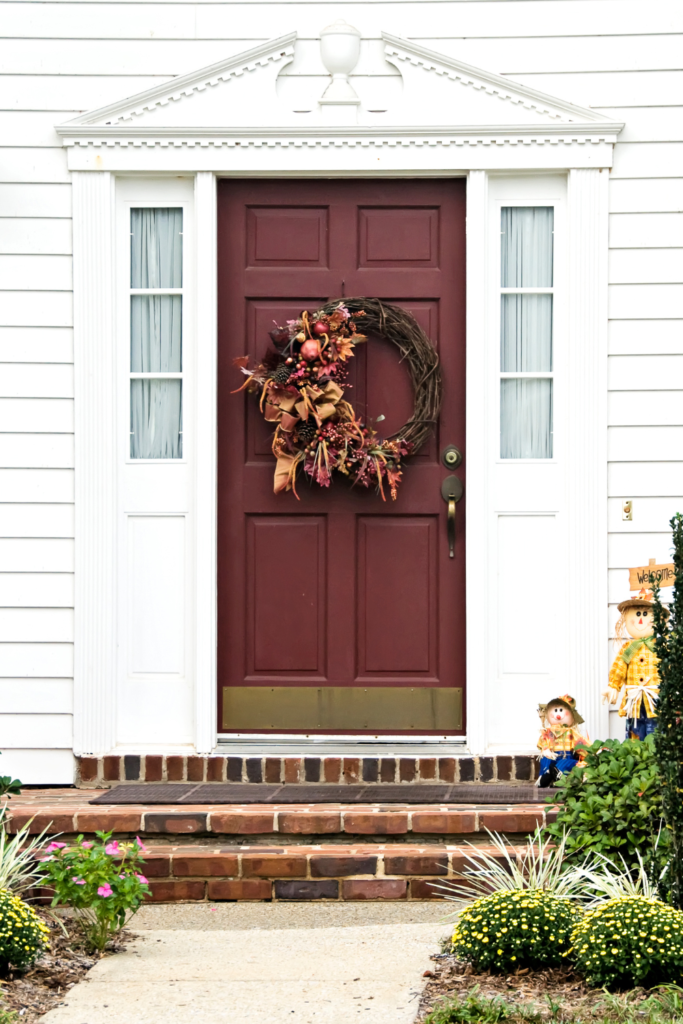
135,842,525,903
6,789,555,841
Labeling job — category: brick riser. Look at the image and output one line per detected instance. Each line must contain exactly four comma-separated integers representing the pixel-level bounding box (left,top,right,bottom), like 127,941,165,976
34,844,526,904
77,753,537,788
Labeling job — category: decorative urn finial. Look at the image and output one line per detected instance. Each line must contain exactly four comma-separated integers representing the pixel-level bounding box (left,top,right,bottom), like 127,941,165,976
319,19,361,106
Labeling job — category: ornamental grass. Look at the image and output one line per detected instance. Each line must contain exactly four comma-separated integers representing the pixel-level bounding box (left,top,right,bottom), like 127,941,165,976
0,888,50,972
451,889,580,972
571,895,683,988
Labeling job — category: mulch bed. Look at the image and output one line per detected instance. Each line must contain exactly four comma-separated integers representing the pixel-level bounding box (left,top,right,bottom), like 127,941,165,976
415,955,656,1022
0,912,130,1022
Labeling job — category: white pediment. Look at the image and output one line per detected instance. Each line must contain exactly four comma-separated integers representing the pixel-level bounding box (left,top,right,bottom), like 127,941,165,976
58,31,619,141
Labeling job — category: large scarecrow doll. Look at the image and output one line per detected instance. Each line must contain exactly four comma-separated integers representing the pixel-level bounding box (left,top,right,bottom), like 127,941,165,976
603,588,664,741
537,695,590,788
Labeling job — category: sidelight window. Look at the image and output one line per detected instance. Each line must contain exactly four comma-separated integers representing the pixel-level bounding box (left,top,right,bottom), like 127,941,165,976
499,206,554,459
129,207,183,459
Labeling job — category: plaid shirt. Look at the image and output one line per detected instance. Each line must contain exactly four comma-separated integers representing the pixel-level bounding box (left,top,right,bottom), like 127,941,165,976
607,637,660,719
538,724,590,756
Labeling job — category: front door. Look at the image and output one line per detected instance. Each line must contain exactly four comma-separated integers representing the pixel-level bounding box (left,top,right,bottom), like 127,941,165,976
217,179,466,734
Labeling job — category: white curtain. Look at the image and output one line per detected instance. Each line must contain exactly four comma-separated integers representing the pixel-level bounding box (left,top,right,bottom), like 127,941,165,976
131,207,183,289
130,209,183,459
501,206,553,288
500,379,553,459
500,207,553,459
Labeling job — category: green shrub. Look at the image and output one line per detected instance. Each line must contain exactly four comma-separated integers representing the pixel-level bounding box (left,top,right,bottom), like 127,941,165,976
545,736,668,876
653,513,683,909
451,889,580,972
571,895,683,988
0,888,50,971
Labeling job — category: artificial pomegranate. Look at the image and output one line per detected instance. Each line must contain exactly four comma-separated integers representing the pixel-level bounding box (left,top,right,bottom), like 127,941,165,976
312,321,328,336
300,339,320,362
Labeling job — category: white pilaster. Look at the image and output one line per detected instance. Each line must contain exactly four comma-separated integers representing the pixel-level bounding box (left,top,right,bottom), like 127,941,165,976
465,169,489,755
566,168,609,739
193,171,218,753
72,171,117,756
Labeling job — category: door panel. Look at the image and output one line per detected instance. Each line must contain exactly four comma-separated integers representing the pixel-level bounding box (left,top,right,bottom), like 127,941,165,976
217,179,466,734
358,516,437,677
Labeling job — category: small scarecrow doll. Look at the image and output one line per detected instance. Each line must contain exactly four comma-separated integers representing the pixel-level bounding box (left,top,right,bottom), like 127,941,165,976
537,695,590,788
602,588,665,741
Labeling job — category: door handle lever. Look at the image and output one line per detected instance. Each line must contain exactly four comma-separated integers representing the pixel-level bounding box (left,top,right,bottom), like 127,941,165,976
441,475,464,560
447,495,456,558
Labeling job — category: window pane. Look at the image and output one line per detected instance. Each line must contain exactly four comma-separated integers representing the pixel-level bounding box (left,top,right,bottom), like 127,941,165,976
131,208,183,289
500,294,553,371
131,295,182,372
130,379,182,459
500,378,553,459
501,207,553,287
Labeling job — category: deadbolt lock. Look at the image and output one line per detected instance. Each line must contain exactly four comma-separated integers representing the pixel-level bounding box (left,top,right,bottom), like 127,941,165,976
441,445,463,470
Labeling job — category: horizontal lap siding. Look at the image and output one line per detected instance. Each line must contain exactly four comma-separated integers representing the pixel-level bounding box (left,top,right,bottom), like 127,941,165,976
0,21,74,778
0,0,680,777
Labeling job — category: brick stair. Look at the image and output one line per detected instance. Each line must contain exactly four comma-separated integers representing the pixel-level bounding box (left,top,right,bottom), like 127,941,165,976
136,843,512,903
6,789,554,841
5,788,553,903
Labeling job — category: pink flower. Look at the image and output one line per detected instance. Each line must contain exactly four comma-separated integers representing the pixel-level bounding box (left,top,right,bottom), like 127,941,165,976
72,877,86,886
104,841,120,856
97,884,113,897
136,874,148,885
81,841,94,849
134,837,149,853
45,842,67,853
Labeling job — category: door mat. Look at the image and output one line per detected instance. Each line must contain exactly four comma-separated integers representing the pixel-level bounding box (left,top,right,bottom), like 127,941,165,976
89,783,550,805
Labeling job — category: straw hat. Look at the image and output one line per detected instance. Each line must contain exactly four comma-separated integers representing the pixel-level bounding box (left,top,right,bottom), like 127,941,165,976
537,694,584,725
617,587,669,616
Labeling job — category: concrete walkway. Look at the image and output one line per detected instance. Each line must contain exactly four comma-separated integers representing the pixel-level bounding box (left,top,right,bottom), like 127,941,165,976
41,902,451,1024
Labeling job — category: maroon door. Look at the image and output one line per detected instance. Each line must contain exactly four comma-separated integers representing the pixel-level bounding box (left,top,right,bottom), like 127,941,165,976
217,179,466,734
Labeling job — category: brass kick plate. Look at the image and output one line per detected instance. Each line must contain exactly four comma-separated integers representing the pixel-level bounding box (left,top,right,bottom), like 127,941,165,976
222,686,463,732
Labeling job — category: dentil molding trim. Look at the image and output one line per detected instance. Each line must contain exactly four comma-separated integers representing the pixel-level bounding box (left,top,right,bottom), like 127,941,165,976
61,130,622,149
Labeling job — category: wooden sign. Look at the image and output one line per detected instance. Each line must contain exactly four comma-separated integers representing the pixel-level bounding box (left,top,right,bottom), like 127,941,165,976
629,557,676,591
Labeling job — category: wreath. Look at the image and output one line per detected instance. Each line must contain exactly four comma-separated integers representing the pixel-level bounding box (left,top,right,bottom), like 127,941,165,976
234,297,442,500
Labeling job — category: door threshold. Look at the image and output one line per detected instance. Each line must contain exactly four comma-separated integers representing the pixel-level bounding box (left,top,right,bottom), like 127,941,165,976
215,736,470,756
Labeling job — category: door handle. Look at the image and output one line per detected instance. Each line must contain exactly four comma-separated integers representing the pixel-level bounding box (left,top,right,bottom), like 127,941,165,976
441,475,464,559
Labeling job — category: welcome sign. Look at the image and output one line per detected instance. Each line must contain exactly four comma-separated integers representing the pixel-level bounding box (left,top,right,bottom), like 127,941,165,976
629,559,676,591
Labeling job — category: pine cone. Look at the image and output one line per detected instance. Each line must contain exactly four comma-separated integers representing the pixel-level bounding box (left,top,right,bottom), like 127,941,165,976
296,419,317,444
269,362,292,385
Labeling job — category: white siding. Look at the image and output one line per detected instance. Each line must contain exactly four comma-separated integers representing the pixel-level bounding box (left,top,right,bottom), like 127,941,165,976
0,0,680,778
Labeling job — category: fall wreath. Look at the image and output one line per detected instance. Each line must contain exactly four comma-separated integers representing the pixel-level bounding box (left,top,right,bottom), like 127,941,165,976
234,297,442,500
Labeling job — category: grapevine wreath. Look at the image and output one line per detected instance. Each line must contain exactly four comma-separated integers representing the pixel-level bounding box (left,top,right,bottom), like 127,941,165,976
234,297,442,500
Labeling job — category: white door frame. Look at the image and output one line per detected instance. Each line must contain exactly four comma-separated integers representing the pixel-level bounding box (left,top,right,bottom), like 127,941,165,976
62,39,619,757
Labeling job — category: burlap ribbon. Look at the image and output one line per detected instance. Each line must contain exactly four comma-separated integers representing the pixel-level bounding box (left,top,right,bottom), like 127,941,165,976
265,381,348,433
267,381,354,494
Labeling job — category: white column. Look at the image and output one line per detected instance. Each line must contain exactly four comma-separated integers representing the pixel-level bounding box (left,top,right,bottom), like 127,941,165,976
72,171,117,756
566,168,610,739
465,170,489,755
193,172,218,753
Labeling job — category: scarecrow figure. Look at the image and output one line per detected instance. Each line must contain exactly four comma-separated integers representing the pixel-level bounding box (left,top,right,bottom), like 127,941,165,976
537,695,590,788
602,588,665,741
